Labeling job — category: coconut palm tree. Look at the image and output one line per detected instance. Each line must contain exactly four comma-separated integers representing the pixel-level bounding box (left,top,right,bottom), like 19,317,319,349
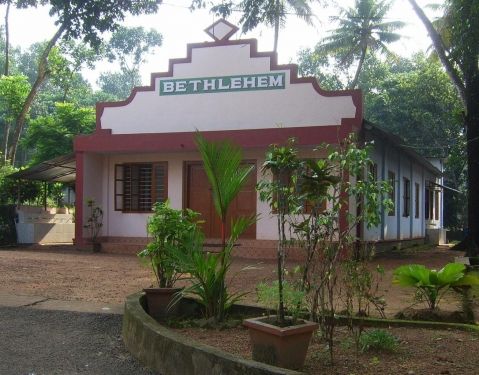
210,0,316,52
318,0,404,89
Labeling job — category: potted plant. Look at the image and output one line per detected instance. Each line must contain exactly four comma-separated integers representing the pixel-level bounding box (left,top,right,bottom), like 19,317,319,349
138,200,200,321
83,198,103,252
243,141,318,370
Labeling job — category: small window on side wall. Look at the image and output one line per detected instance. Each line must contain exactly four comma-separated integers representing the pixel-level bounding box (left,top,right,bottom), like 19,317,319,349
415,182,420,218
115,162,168,212
388,171,396,216
403,177,410,217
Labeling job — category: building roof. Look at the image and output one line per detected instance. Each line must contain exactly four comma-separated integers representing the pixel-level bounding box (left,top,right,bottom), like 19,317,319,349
8,154,76,183
363,121,442,176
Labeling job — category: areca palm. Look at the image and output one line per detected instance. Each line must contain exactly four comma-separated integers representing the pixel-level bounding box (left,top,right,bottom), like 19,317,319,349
195,133,254,250
319,0,404,89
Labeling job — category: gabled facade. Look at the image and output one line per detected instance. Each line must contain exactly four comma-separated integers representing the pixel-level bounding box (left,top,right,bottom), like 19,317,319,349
73,20,443,255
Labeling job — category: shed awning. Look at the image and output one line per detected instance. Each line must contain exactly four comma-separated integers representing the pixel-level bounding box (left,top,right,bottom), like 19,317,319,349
8,154,76,183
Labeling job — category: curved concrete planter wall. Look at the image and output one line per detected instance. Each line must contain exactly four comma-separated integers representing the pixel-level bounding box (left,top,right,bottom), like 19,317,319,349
122,292,303,375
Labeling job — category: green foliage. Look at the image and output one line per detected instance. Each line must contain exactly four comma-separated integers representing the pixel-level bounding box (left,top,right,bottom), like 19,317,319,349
83,198,103,245
359,329,398,353
195,133,254,246
296,47,345,90
172,215,256,321
0,163,41,205
258,139,301,325
318,0,404,88
97,70,142,100
256,280,306,323
35,0,161,50
392,263,479,310
343,258,386,318
22,102,94,164
106,26,162,71
197,0,315,51
171,135,256,322
138,201,201,288
0,204,17,246
0,75,31,124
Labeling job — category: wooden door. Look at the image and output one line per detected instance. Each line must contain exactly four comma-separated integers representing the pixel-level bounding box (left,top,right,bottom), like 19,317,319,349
185,162,256,239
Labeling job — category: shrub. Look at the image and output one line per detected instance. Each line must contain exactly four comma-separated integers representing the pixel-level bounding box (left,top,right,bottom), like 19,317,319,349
392,263,479,310
359,329,398,353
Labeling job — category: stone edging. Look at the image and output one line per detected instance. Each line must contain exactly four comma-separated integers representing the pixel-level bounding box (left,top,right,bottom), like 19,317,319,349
335,314,479,333
122,292,303,375
123,292,479,375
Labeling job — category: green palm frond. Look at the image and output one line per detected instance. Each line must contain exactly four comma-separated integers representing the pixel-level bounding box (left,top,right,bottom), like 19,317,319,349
195,133,254,222
317,0,404,88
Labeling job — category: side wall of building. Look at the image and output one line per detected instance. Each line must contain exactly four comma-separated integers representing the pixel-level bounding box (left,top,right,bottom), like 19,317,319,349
363,140,442,244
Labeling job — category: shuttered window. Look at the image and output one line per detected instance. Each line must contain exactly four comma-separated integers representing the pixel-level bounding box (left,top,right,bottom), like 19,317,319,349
115,162,167,212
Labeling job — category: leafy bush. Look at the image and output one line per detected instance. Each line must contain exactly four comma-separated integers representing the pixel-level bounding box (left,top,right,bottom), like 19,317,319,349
256,279,306,323
172,216,255,321
359,329,398,353
392,263,479,310
0,205,17,245
138,200,200,288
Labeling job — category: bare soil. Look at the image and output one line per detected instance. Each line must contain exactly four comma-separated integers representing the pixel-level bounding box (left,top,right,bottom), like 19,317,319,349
173,325,479,375
1,244,478,374
0,244,477,315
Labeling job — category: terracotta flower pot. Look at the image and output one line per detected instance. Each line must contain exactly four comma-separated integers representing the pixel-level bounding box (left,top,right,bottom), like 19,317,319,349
243,315,318,370
143,287,182,321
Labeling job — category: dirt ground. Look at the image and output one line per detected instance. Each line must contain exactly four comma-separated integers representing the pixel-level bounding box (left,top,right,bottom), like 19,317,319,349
0,244,476,318
1,244,478,374
174,325,479,375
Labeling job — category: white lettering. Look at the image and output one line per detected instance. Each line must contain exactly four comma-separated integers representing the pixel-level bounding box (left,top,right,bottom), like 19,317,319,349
189,80,202,91
175,81,187,92
269,74,284,87
203,79,216,91
243,76,256,88
230,77,242,89
218,78,230,90
162,81,175,93
257,76,268,88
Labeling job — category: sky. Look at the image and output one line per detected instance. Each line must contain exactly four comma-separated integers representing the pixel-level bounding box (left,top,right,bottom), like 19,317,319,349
1,0,441,88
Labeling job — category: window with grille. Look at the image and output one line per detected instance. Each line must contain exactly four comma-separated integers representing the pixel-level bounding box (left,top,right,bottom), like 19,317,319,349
388,171,396,216
115,162,167,212
403,177,410,217
415,182,420,218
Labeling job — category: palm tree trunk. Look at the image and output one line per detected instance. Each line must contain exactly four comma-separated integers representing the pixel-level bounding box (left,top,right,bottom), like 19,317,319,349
7,25,65,164
350,45,367,89
407,0,466,106
4,0,10,76
273,0,280,53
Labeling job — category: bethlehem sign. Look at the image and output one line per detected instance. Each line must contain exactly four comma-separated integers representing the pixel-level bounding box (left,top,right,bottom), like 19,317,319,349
159,72,285,96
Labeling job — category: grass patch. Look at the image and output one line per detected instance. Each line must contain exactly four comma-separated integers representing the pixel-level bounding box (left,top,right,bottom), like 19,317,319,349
359,329,399,353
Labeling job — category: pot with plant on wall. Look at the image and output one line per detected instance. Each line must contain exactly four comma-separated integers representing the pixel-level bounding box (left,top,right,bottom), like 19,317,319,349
138,200,200,322
243,140,318,370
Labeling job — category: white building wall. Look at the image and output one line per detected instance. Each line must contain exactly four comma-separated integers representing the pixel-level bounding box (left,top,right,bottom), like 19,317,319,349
100,147,329,240
100,44,357,135
362,139,438,243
